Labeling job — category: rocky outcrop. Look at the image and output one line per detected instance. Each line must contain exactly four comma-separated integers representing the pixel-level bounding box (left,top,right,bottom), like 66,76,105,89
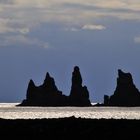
19,66,91,106
69,66,91,106
20,73,68,106
104,69,140,106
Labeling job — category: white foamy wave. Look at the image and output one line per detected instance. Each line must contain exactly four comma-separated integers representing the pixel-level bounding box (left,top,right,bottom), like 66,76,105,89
0,104,140,119
0,103,19,107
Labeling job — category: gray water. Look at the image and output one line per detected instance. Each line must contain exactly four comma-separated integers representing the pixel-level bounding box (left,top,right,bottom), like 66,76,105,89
0,103,140,119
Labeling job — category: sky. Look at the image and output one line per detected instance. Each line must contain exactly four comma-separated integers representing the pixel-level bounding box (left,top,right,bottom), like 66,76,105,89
0,0,140,103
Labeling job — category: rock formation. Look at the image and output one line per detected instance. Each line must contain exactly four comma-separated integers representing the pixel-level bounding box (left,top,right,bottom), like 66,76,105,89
20,73,68,106
104,69,140,106
69,66,91,106
19,66,91,106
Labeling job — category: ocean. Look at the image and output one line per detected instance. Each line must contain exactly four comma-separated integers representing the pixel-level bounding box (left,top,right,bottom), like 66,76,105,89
0,103,140,119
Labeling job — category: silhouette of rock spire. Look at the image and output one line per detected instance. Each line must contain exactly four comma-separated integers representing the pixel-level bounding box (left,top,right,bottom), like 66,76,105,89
29,79,36,87
71,66,82,88
104,69,140,106
117,69,133,86
19,66,91,106
26,79,36,100
69,66,91,106
43,72,58,91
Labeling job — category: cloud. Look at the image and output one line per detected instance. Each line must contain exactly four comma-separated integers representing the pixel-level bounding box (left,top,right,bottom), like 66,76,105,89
0,0,14,5
0,35,37,46
0,18,29,34
43,43,49,49
5,35,38,45
65,24,106,32
82,24,106,30
65,27,80,32
0,0,140,33
0,0,140,29
134,37,140,44
18,28,29,34
70,27,79,32
0,34,49,49
0,0,140,47
2,1,140,9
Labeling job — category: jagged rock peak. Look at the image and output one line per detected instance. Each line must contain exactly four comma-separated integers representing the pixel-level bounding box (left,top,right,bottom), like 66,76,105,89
72,66,82,87
28,79,36,89
43,72,58,91
44,72,51,82
46,72,51,78
26,79,36,100
44,72,54,84
103,69,140,106
74,66,80,71
28,79,36,87
70,66,91,106
118,69,131,77
118,69,133,84
19,66,92,107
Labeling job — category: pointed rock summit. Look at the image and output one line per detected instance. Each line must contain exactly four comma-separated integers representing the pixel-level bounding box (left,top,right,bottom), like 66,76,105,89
19,66,91,106
20,72,68,106
69,66,91,106
42,72,58,91
26,79,36,101
104,69,140,106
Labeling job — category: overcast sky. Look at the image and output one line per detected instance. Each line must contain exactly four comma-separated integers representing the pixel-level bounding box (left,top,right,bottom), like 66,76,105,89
0,0,140,103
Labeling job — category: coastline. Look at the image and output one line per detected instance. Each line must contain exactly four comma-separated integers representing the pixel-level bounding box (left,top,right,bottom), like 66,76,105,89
1,117,140,138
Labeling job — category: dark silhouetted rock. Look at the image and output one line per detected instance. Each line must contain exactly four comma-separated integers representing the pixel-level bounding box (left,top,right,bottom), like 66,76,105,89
104,69,140,106
19,66,91,106
69,66,91,106
20,72,68,106
104,95,109,105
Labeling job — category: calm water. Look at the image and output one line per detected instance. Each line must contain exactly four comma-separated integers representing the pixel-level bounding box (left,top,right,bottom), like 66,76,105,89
0,103,140,119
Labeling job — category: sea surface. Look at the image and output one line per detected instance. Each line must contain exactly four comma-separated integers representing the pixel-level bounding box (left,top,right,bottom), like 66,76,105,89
0,103,140,119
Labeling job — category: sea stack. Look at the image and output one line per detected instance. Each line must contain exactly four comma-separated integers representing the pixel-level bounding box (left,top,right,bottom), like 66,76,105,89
19,66,91,106
19,72,68,106
104,69,140,106
69,66,91,106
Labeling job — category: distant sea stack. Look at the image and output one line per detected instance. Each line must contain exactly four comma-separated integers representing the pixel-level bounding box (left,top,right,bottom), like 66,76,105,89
104,69,140,106
19,66,91,106
69,66,91,106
